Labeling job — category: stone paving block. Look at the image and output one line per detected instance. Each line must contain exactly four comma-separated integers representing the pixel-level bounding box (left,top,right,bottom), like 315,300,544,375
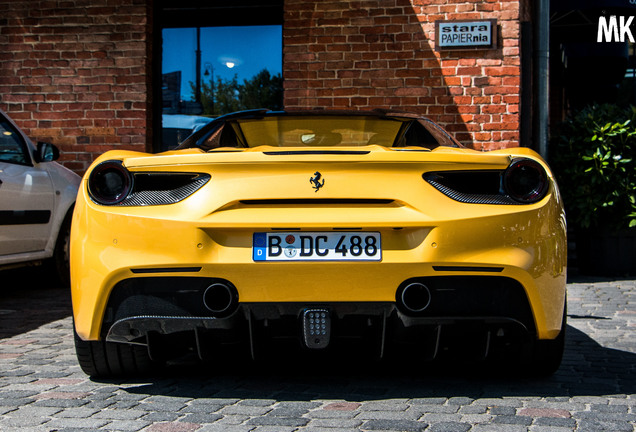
490,406,517,415
298,428,360,432
361,418,428,431
142,412,181,423
43,417,110,429
470,424,529,432
492,415,533,426
427,422,472,432
250,427,297,432
212,414,250,425
420,413,463,422
0,416,51,428
590,403,630,413
529,426,573,432
578,419,635,432
196,425,255,432
139,401,188,412
356,409,422,420
32,398,90,408
84,399,118,410
309,418,363,428
534,417,577,427
306,409,359,419
239,399,277,407
104,419,152,431
245,417,309,427
178,412,223,423
460,413,495,423
92,408,148,420
360,400,409,411
266,406,312,417
143,422,201,432
219,405,272,416
576,411,636,422
412,404,459,414
245,416,310,427
458,405,488,414
276,401,322,410
447,397,475,405
180,402,224,413
410,397,448,405
0,397,36,407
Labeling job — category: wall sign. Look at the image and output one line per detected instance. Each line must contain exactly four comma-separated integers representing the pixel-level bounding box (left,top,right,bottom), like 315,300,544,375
435,19,498,50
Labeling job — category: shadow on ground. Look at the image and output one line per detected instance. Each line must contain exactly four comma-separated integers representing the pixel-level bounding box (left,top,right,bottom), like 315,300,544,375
0,266,71,340
116,325,635,401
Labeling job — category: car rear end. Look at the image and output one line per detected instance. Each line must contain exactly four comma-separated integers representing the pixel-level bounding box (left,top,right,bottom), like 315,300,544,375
71,143,566,375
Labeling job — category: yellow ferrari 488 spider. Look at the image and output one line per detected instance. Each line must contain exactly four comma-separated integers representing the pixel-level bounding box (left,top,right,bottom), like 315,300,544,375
71,110,567,377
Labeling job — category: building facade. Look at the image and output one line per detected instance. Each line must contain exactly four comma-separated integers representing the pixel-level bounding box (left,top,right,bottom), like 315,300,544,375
0,0,540,174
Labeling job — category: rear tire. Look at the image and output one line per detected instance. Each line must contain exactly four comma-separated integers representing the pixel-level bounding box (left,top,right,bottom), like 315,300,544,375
529,299,566,377
74,330,155,378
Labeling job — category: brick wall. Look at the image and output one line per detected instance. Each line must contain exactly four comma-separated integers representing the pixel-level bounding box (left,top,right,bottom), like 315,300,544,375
0,0,152,173
0,0,525,174
283,0,523,150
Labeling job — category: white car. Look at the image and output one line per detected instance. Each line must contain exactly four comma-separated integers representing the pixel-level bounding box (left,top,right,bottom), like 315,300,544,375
0,109,80,284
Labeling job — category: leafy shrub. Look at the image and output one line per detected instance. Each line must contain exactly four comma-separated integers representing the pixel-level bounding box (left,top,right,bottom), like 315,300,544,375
550,104,636,231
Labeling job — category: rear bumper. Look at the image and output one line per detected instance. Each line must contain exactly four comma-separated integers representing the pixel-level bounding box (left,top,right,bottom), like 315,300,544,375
98,275,538,361
71,177,567,343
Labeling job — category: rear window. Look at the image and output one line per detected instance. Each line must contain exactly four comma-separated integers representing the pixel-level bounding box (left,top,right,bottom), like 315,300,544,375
237,116,403,147
189,113,459,150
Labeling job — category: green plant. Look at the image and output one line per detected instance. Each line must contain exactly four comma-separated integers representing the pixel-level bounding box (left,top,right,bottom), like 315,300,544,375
550,104,636,231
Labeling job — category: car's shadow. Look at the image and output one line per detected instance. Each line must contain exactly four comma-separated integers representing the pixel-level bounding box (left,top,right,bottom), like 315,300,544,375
114,324,635,400
0,266,71,340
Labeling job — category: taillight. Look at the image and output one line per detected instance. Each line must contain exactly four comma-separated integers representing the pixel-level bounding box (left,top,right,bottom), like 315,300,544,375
87,160,133,205
503,158,548,203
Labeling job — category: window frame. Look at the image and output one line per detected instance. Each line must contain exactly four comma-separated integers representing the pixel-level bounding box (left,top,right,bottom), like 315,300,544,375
152,0,284,153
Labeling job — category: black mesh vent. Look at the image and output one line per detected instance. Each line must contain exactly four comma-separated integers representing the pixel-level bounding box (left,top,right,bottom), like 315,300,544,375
424,171,519,205
116,173,210,206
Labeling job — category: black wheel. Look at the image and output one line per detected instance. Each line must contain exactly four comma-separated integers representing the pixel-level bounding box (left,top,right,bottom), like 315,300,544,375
53,207,73,287
529,298,567,377
74,330,156,378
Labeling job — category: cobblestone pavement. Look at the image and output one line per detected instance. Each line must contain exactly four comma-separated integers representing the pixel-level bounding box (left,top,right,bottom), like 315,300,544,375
0,268,634,432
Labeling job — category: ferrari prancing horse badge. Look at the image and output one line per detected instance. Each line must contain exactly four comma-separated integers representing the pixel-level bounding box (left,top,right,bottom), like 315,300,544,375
310,171,325,192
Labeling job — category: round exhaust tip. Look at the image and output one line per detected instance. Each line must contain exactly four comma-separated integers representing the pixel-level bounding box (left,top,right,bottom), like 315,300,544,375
398,282,432,314
203,282,238,317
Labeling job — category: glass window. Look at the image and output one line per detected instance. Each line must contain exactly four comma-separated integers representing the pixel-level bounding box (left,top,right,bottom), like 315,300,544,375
160,25,283,151
0,117,29,165
237,117,404,148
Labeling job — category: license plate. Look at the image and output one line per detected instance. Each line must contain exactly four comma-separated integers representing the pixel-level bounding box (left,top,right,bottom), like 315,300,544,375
253,232,381,261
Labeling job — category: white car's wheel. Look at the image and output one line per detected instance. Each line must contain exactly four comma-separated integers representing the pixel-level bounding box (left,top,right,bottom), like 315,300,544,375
52,208,73,287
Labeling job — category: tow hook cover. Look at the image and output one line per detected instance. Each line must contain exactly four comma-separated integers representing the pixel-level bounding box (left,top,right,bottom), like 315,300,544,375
302,308,331,349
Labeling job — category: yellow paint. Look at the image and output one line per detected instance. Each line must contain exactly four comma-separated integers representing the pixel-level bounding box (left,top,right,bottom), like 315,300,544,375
71,146,566,341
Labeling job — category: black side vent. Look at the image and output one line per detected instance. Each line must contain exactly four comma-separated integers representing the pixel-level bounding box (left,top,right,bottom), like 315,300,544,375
423,171,519,205
116,173,210,206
